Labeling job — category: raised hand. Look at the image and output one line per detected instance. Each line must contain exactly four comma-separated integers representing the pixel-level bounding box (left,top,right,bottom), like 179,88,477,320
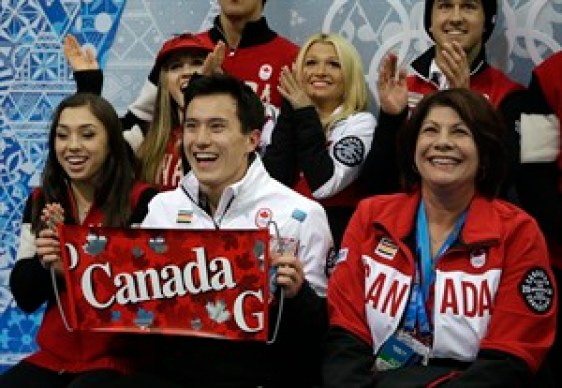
63,34,99,71
277,65,313,110
201,40,226,75
377,52,408,114
436,41,470,89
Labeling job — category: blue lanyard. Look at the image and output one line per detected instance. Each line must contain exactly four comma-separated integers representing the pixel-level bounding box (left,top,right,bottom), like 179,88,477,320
403,201,466,334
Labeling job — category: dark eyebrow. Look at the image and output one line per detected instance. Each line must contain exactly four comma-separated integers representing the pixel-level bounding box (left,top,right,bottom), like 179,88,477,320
56,124,97,130
208,117,228,123
184,117,228,124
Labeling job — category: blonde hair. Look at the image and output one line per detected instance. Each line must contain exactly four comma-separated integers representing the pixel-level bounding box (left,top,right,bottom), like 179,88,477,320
136,69,179,184
294,32,368,131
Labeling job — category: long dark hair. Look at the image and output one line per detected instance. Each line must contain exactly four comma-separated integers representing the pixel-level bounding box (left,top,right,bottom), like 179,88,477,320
33,93,135,230
398,88,507,199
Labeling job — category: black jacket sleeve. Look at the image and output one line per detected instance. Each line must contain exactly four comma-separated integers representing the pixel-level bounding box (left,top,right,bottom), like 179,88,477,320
9,195,55,313
10,257,54,313
269,281,328,386
497,90,524,202
441,350,531,387
262,99,299,187
358,108,408,195
293,106,336,191
74,69,103,95
73,70,150,136
130,186,159,224
322,326,376,388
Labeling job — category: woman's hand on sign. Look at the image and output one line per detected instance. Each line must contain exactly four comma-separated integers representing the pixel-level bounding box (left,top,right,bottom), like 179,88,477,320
37,203,65,274
36,228,63,275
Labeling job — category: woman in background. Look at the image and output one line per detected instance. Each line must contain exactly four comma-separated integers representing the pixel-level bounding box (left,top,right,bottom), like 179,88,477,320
263,32,376,252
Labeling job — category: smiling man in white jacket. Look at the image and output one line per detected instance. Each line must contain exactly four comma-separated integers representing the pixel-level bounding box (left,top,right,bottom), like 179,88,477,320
137,73,333,388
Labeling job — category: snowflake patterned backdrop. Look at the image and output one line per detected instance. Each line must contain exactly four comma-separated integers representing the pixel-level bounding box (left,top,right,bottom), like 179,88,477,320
0,0,125,370
1,0,561,372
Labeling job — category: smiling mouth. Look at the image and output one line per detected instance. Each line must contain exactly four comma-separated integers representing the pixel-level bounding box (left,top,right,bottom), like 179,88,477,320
310,78,332,87
444,30,467,38
65,156,88,167
64,156,89,173
193,152,218,164
428,156,461,166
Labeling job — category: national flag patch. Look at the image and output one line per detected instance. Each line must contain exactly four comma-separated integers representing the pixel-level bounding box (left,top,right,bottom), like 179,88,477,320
255,208,273,229
375,237,398,260
176,209,193,224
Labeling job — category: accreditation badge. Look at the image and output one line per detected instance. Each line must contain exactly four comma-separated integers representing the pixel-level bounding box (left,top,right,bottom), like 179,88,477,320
374,329,430,371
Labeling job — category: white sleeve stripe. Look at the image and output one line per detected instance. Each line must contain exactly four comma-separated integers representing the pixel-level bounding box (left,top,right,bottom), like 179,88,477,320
16,223,36,261
128,80,157,122
123,125,145,154
520,113,560,163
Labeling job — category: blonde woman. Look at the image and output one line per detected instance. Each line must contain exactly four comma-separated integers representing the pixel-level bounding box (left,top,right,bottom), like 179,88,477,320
132,34,219,189
263,32,376,251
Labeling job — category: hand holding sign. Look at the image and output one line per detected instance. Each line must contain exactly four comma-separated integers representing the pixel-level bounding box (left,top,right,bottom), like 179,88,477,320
37,203,65,273
270,237,303,298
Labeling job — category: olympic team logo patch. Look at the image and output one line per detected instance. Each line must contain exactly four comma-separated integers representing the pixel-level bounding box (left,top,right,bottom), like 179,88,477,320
255,208,273,228
259,64,273,81
333,136,364,167
519,267,554,314
470,248,486,268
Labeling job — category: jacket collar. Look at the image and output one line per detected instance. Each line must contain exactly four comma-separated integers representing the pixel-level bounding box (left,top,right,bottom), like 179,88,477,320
180,153,267,210
410,46,488,83
373,191,501,249
208,16,277,48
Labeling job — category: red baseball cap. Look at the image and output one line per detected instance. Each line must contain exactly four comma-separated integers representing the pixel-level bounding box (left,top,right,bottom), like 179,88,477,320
154,33,215,74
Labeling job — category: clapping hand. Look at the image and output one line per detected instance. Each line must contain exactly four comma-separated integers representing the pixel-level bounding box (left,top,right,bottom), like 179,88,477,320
278,65,313,110
201,40,226,75
377,52,408,114
436,41,470,89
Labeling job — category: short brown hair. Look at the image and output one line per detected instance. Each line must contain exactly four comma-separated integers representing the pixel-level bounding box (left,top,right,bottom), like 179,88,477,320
398,88,507,198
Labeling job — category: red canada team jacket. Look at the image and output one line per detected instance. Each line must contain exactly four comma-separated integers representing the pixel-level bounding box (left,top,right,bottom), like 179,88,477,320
328,192,556,377
12,182,157,374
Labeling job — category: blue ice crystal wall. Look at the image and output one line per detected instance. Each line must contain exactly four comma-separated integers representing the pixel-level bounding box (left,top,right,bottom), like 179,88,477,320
0,0,125,371
1,0,561,373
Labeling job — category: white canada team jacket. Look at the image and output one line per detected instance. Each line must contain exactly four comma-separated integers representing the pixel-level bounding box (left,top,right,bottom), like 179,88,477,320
141,155,333,296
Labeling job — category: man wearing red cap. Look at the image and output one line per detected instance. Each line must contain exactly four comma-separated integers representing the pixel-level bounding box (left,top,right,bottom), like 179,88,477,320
359,0,523,200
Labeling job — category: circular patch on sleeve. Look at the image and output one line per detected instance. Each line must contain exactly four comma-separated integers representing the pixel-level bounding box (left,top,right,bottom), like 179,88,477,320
333,136,365,167
519,267,554,314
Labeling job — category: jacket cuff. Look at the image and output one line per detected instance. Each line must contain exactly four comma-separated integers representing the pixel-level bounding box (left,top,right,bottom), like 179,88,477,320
74,69,103,95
